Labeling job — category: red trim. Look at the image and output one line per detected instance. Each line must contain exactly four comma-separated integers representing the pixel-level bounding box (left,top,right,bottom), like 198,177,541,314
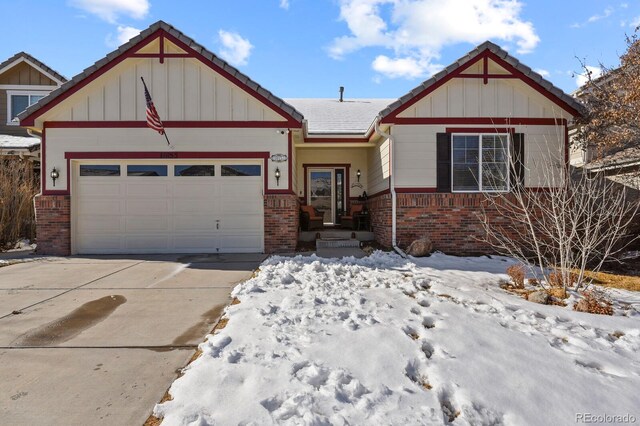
287,132,293,192
65,151,270,160
461,74,516,79
390,117,567,126
446,127,515,134
483,56,488,85
395,187,437,193
21,28,302,127
302,163,351,215
380,54,481,123
46,151,272,196
159,33,164,64
44,120,299,129
130,53,194,59
381,49,581,123
40,126,46,193
367,188,391,199
161,30,301,124
564,123,569,168
304,137,370,143
486,51,582,117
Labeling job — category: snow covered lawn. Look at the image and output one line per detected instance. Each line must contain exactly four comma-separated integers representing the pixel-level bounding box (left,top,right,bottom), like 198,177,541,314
154,252,640,425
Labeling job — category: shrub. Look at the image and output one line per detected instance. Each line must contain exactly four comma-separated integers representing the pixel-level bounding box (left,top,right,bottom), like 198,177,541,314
0,159,38,249
506,265,525,289
548,271,578,288
573,288,613,315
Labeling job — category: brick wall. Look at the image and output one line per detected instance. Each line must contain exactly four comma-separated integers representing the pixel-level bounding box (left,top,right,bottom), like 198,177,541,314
264,193,299,253
366,193,392,247
395,193,518,255
34,194,71,256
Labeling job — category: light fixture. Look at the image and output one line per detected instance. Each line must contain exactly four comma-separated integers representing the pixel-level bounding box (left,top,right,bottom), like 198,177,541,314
356,169,361,182
50,167,60,187
275,167,281,186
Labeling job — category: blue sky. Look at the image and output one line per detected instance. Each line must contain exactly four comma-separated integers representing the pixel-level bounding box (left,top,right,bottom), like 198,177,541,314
3,1,639,99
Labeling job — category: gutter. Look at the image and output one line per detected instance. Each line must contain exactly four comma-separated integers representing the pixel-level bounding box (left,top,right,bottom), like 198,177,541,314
374,116,406,258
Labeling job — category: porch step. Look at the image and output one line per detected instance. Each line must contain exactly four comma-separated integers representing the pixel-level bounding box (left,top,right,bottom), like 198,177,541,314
299,230,375,242
316,238,361,249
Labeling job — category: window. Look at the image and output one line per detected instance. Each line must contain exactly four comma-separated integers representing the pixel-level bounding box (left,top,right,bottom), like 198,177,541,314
7,91,47,124
80,165,120,176
175,165,215,176
127,165,167,176
452,134,509,192
221,165,261,177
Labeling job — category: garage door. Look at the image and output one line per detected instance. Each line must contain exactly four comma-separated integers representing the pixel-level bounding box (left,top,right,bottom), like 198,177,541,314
73,161,264,254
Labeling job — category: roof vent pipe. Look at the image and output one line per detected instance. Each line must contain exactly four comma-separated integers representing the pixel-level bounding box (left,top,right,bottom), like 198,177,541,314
339,86,344,102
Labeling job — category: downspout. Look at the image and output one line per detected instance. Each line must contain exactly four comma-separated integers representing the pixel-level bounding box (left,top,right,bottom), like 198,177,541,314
374,116,406,258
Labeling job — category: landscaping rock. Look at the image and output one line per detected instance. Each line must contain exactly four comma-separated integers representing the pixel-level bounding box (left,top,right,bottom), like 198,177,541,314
528,290,550,305
406,238,433,257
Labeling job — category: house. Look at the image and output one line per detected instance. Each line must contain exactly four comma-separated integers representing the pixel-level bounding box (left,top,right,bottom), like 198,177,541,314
18,21,582,256
0,52,66,164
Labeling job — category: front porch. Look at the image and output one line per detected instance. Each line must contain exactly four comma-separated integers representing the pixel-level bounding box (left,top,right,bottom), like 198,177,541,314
298,229,375,243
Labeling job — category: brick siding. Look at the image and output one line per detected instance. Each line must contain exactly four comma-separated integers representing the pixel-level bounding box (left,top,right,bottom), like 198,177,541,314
366,193,392,247
264,193,299,253
366,192,524,255
34,194,71,256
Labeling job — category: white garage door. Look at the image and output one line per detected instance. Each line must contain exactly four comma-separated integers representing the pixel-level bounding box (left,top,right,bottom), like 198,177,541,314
73,161,264,254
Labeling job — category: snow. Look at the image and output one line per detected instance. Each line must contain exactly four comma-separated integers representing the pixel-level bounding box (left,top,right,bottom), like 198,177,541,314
154,252,640,425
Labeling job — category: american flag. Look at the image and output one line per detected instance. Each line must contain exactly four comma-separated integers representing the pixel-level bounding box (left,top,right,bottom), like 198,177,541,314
141,77,166,137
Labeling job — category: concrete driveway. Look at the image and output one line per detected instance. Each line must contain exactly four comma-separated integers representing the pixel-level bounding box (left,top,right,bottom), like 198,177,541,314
0,253,265,425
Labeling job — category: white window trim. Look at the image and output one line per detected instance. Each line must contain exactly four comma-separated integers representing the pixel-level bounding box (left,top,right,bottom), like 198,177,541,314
451,133,511,193
6,90,49,125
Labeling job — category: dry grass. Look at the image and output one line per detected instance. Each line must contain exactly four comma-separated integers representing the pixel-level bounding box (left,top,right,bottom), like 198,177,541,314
582,270,640,292
0,159,37,249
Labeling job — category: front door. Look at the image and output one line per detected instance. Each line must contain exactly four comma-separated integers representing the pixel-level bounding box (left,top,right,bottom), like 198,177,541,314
308,168,346,225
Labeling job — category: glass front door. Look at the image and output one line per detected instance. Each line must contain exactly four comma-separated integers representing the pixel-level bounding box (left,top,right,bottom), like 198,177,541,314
309,169,334,224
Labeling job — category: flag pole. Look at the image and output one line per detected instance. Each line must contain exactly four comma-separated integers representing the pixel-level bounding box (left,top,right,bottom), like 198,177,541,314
141,76,171,146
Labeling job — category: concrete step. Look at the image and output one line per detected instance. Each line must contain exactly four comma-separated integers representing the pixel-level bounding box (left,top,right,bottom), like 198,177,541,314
299,230,374,242
316,238,361,249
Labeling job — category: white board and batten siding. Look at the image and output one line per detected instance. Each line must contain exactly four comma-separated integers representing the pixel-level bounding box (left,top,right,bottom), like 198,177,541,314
40,57,286,124
388,59,572,190
38,47,294,254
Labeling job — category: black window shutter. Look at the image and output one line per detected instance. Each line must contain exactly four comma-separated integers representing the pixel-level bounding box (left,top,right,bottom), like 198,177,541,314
436,133,452,193
511,133,525,189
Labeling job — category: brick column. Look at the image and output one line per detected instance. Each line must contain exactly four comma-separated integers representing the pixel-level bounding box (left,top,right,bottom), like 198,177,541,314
34,194,71,256
367,193,392,248
264,193,299,253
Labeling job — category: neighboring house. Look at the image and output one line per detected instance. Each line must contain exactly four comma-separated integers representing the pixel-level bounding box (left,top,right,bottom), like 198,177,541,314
19,21,582,256
0,52,66,163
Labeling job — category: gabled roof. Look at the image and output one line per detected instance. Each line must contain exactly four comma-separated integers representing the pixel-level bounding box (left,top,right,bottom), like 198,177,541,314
0,52,67,84
285,98,395,135
19,21,303,127
379,41,585,122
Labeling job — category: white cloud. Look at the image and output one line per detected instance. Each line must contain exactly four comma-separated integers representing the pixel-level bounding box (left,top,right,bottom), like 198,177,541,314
217,30,254,66
106,25,142,47
279,0,290,9
631,16,640,27
372,55,444,79
69,0,149,23
571,7,613,28
575,65,602,87
535,68,550,78
328,0,539,80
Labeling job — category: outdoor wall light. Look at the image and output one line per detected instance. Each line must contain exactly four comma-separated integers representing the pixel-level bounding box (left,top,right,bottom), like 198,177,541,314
275,167,281,186
50,167,60,187
356,169,361,182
